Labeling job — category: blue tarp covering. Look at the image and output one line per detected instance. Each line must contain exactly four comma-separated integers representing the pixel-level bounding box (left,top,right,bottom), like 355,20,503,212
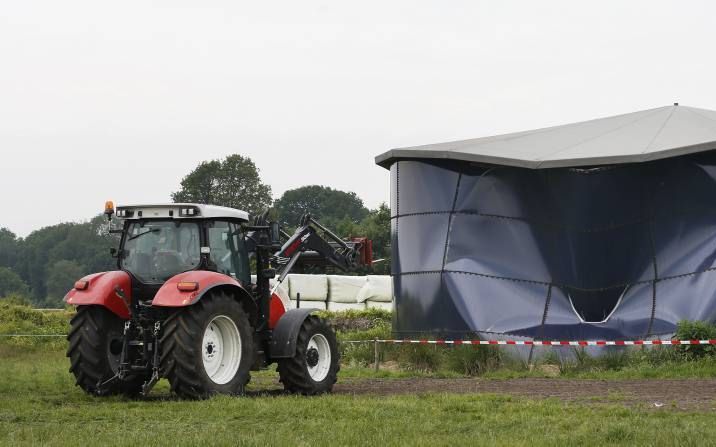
389,153,716,339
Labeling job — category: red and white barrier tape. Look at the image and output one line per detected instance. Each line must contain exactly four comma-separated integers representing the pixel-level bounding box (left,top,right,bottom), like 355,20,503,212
343,339,716,346
2,334,715,346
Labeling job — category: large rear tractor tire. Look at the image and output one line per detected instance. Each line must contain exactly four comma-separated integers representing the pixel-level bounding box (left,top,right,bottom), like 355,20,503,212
67,306,148,396
277,316,340,395
160,292,254,399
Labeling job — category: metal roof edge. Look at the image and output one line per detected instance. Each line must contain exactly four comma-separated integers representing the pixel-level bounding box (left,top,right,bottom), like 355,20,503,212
375,105,716,170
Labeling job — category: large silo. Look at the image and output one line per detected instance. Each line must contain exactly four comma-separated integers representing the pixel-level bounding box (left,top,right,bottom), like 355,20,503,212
376,105,716,340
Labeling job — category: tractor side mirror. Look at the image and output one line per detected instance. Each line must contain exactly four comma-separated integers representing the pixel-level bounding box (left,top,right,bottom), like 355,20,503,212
269,221,280,245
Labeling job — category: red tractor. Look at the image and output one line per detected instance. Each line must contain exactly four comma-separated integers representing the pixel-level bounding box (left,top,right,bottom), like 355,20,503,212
64,202,371,398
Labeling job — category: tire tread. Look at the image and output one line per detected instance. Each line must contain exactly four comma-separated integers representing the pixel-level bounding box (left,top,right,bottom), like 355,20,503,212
66,306,147,396
160,292,254,399
277,316,340,395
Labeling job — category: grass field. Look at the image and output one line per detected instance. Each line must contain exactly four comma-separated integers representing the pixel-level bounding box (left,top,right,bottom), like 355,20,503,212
3,303,716,445
2,345,716,446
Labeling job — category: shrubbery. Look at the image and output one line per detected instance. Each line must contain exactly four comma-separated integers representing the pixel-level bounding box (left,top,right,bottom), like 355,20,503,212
445,344,502,376
321,309,394,366
316,308,391,332
0,300,72,348
5,303,716,377
550,320,716,376
675,319,716,359
332,317,716,377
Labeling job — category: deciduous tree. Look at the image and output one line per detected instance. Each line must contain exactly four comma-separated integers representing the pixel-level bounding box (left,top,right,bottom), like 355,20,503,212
273,185,368,229
172,155,272,217
0,267,29,298
45,260,85,307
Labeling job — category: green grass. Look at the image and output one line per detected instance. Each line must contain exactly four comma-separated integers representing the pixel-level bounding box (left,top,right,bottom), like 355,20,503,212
2,346,716,446
0,302,71,350
556,348,716,379
5,295,716,444
4,301,716,380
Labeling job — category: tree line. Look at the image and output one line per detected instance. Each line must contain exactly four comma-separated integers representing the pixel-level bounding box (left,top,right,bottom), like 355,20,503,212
0,154,390,307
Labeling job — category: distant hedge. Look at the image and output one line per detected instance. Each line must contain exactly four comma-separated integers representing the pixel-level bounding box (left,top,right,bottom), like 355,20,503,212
0,300,72,348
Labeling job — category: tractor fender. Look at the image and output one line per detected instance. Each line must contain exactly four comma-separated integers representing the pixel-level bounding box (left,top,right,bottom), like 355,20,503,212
64,271,131,319
268,308,316,359
152,271,258,324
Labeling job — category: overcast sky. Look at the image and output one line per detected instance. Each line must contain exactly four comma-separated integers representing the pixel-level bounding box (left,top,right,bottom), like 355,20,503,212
2,1,715,236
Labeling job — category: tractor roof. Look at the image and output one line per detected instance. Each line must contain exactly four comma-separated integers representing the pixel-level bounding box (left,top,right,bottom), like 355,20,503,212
116,203,249,221
375,104,716,169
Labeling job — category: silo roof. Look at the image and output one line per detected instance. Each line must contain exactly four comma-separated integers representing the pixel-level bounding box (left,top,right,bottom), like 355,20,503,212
375,104,716,169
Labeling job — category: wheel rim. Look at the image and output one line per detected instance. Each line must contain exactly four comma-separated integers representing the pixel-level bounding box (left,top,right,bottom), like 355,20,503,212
202,315,242,385
306,333,331,382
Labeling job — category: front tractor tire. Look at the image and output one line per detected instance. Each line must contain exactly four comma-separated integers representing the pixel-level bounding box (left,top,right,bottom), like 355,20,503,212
67,306,148,396
278,316,340,395
160,292,255,399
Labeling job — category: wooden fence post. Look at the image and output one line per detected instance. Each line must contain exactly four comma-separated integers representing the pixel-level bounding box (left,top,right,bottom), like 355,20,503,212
374,338,380,372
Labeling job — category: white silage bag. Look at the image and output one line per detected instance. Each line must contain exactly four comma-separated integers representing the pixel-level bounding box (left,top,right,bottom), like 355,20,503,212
356,275,393,303
290,299,327,310
288,274,328,302
327,301,366,312
365,301,393,311
327,275,367,303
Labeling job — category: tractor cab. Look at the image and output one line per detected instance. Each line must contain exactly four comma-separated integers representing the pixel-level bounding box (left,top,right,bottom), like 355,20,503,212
114,204,251,297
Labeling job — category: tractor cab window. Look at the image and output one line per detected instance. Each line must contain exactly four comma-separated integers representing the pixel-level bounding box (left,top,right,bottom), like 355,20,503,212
121,221,201,283
207,221,249,284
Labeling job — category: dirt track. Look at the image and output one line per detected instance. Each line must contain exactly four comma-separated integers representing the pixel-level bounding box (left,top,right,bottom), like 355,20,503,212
328,378,716,410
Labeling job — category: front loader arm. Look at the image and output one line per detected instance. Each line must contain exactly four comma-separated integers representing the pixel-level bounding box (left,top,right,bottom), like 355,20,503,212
246,211,370,362
271,215,358,284
246,211,370,330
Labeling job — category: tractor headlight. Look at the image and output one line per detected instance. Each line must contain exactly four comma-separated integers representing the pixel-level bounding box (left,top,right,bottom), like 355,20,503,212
116,209,134,218
179,207,199,217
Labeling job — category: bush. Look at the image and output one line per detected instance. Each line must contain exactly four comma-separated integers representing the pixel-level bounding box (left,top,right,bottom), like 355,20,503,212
444,345,501,376
675,320,716,359
631,345,681,365
398,344,443,372
314,309,395,366
0,293,31,307
0,301,72,348
316,308,391,332
337,321,393,366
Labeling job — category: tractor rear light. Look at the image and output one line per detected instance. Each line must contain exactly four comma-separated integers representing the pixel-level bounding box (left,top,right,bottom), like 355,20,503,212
177,281,199,292
74,280,89,291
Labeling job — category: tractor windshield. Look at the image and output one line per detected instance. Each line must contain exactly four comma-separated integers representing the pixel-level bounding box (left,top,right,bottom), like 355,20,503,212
121,221,201,283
